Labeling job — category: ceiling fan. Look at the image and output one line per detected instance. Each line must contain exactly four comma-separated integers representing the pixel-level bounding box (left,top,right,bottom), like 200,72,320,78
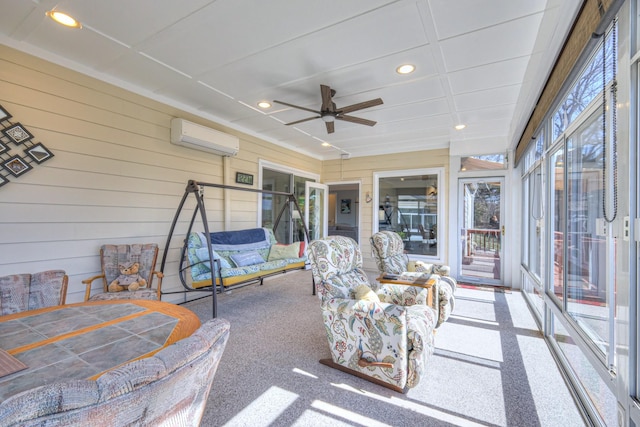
273,84,383,134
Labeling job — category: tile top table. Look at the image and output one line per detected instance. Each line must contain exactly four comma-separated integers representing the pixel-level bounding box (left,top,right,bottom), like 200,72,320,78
0,299,200,401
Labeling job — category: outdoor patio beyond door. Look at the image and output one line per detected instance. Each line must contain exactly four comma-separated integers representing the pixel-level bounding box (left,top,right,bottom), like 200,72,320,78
459,178,504,285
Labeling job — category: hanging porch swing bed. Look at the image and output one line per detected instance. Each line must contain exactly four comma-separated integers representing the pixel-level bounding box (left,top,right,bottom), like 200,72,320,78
160,180,311,317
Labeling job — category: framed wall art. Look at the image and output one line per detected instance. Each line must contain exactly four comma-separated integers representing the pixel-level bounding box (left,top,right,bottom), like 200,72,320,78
3,155,32,177
0,104,55,189
25,142,54,164
2,156,31,176
0,105,11,122
3,123,34,145
340,199,351,214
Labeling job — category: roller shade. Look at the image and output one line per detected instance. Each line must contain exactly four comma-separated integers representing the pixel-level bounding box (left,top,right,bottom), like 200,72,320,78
515,0,623,166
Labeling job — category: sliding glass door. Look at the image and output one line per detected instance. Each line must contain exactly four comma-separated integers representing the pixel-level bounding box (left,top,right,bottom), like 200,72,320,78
261,167,315,244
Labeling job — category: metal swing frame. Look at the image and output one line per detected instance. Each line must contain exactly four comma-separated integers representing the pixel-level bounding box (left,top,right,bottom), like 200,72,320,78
160,179,311,318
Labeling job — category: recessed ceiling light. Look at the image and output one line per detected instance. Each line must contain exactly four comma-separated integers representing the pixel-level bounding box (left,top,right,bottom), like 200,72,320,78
46,10,82,28
321,142,331,147
396,64,415,74
455,124,466,130
257,101,271,109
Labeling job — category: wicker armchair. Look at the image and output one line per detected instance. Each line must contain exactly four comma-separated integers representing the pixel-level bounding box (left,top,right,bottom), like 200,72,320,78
83,243,163,301
0,270,68,315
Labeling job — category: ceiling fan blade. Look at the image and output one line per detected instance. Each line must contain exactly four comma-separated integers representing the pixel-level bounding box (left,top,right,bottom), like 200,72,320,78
320,85,334,111
273,100,321,115
325,120,335,134
285,116,321,126
336,114,377,127
338,98,383,114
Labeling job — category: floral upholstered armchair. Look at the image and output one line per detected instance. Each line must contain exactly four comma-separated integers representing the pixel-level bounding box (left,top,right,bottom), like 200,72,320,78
370,230,457,327
307,235,437,393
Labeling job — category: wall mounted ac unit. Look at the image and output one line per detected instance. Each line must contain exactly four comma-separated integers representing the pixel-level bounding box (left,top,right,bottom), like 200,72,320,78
170,118,239,156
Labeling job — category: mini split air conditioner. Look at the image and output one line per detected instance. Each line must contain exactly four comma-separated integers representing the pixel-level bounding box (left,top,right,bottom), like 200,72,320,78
170,118,239,156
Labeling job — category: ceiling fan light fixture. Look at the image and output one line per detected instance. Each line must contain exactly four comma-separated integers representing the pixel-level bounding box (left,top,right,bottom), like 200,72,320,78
46,10,82,28
396,64,415,74
274,84,381,134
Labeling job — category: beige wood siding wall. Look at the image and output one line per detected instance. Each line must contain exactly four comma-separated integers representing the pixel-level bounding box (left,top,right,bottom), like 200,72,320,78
322,148,449,272
0,45,320,303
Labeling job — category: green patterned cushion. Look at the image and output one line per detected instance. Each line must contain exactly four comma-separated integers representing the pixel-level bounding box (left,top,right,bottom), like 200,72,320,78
268,243,300,261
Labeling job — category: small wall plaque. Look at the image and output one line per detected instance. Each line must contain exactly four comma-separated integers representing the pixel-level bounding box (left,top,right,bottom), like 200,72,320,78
235,172,254,185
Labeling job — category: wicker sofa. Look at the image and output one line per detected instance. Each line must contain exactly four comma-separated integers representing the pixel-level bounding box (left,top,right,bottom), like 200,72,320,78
185,228,306,289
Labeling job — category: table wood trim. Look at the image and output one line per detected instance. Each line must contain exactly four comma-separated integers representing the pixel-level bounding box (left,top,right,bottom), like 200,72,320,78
377,275,436,306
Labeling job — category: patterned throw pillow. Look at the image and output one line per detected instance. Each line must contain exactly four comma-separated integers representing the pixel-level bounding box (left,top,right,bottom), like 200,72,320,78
195,247,232,269
230,251,265,267
354,284,380,302
268,243,300,261
408,260,433,273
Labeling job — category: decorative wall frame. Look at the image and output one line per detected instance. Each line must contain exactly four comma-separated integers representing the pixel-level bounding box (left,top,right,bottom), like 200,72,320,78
3,155,32,177
0,103,55,189
3,123,34,144
25,142,54,164
340,199,351,214
0,105,11,122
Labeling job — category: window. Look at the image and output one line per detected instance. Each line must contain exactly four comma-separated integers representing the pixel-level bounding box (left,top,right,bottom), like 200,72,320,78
552,30,614,141
519,21,619,423
552,314,617,426
549,146,565,304
375,169,443,260
527,166,543,279
565,110,609,357
460,154,506,171
523,133,544,171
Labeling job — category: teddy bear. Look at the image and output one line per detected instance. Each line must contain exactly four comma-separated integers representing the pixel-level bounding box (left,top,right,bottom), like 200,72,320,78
108,261,147,292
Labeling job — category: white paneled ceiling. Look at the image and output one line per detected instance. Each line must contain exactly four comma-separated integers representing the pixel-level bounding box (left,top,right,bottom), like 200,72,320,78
0,0,582,160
